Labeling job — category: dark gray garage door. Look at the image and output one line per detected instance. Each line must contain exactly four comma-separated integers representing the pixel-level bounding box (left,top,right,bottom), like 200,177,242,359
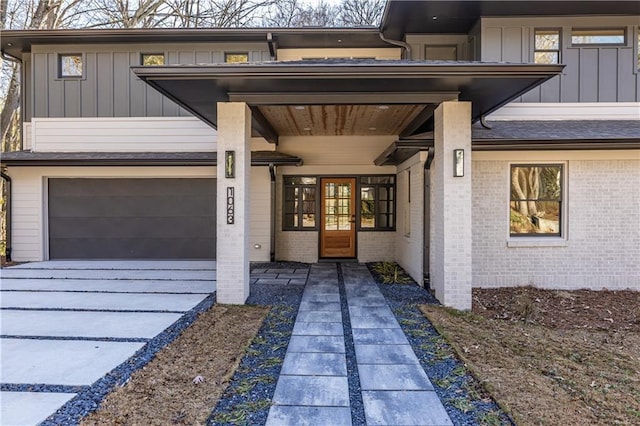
48,178,216,259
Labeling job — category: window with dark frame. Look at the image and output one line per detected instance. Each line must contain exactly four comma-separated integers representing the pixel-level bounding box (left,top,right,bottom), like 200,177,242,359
225,52,249,63
360,176,395,230
571,28,626,45
534,29,561,64
283,175,395,231
510,164,563,237
59,54,83,78
141,53,165,66
283,177,317,230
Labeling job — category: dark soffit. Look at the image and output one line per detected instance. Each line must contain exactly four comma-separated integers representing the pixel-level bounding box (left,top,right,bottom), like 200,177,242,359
380,1,640,39
132,59,563,140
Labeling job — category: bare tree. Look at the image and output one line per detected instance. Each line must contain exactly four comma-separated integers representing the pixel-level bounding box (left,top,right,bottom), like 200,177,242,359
339,0,383,26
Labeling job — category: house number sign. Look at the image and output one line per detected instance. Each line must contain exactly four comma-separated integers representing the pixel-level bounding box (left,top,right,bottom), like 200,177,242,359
226,187,235,224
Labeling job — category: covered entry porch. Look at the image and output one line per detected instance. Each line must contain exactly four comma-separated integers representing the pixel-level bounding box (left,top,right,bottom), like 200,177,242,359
133,59,561,309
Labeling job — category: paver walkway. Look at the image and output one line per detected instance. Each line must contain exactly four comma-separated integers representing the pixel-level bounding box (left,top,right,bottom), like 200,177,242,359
266,263,452,426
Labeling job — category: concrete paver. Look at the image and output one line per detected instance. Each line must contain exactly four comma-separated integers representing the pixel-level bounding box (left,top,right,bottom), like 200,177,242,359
0,268,213,281
0,392,77,426
355,344,420,364
0,278,214,293
1,339,146,386
292,322,344,336
0,310,182,338
287,335,345,353
358,364,434,391
281,352,347,376
362,391,453,426
0,261,215,425
271,376,350,406
9,260,216,270
1,291,207,312
351,328,409,345
266,406,352,426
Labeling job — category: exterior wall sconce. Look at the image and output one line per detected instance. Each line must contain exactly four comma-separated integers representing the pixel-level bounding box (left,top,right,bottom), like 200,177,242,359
453,149,464,177
225,150,235,178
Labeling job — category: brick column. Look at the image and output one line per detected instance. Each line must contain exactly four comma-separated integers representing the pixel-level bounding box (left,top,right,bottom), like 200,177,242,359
216,102,251,304
430,101,472,310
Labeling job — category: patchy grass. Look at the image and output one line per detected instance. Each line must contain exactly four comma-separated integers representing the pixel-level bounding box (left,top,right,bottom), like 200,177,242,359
420,288,640,426
81,304,268,425
370,261,413,284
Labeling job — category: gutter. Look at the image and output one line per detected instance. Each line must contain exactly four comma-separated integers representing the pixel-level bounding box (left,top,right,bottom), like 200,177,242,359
1,170,12,262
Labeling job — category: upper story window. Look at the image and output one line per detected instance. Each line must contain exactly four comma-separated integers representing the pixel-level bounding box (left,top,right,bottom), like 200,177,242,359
425,45,457,61
571,28,626,46
510,164,563,237
59,54,83,78
225,53,249,63
534,29,561,64
141,53,165,66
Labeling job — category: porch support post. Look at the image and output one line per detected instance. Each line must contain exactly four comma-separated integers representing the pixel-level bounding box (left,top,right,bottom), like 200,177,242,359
431,101,472,310
216,102,251,304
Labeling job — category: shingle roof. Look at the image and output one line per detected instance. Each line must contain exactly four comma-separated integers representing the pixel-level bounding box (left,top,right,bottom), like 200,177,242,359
376,120,640,165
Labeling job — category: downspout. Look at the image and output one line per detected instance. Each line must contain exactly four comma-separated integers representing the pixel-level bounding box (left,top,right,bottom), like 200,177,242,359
269,163,276,262
1,170,12,262
422,147,434,290
378,31,411,60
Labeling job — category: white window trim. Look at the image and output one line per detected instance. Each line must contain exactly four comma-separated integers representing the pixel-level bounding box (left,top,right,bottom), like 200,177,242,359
506,161,568,247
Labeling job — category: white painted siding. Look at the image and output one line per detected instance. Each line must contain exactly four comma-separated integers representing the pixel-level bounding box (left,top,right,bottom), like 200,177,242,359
7,166,245,262
250,166,272,262
23,122,32,150
472,151,640,290
395,153,426,284
31,117,217,152
488,103,640,121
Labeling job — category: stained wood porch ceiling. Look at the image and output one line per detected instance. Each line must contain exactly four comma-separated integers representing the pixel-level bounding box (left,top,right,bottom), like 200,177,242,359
257,104,425,136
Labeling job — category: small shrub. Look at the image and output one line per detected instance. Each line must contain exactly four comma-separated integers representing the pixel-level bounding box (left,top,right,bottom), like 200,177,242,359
372,261,412,284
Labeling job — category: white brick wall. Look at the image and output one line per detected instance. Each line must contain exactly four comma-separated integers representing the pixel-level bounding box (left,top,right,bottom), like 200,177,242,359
472,154,640,290
430,102,473,310
358,232,396,263
216,102,251,304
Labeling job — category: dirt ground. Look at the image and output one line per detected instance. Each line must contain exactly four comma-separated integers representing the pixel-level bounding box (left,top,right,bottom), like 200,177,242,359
421,287,640,426
81,304,268,426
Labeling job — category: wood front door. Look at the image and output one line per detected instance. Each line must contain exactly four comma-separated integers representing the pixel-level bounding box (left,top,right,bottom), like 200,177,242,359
320,177,357,258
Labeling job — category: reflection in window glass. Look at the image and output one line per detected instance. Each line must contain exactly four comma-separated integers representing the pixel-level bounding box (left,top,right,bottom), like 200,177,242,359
225,53,249,63
360,176,395,231
59,54,83,77
142,53,165,66
510,165,563,236
534,29,560,64
572,28,625,45
284,177,317,230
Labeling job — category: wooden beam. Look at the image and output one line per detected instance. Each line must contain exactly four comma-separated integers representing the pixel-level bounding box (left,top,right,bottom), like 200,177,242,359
250,106,279,144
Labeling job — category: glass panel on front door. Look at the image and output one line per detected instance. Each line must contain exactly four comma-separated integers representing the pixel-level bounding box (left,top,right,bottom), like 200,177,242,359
321,178,356,258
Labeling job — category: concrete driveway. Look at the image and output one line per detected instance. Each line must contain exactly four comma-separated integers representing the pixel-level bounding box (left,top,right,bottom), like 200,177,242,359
0,260,216,426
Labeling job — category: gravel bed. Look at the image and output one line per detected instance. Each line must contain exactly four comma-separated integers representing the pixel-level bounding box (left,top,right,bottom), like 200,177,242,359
38,294,216,426
336,264,366,425
367,264,513,426
207,263,306,425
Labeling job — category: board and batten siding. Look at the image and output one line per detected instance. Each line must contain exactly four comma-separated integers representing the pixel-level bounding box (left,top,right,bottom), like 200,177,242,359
29,43,270,119
480,16,640,103
30,117,217,152
7,165,273,262
471,150,640,291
